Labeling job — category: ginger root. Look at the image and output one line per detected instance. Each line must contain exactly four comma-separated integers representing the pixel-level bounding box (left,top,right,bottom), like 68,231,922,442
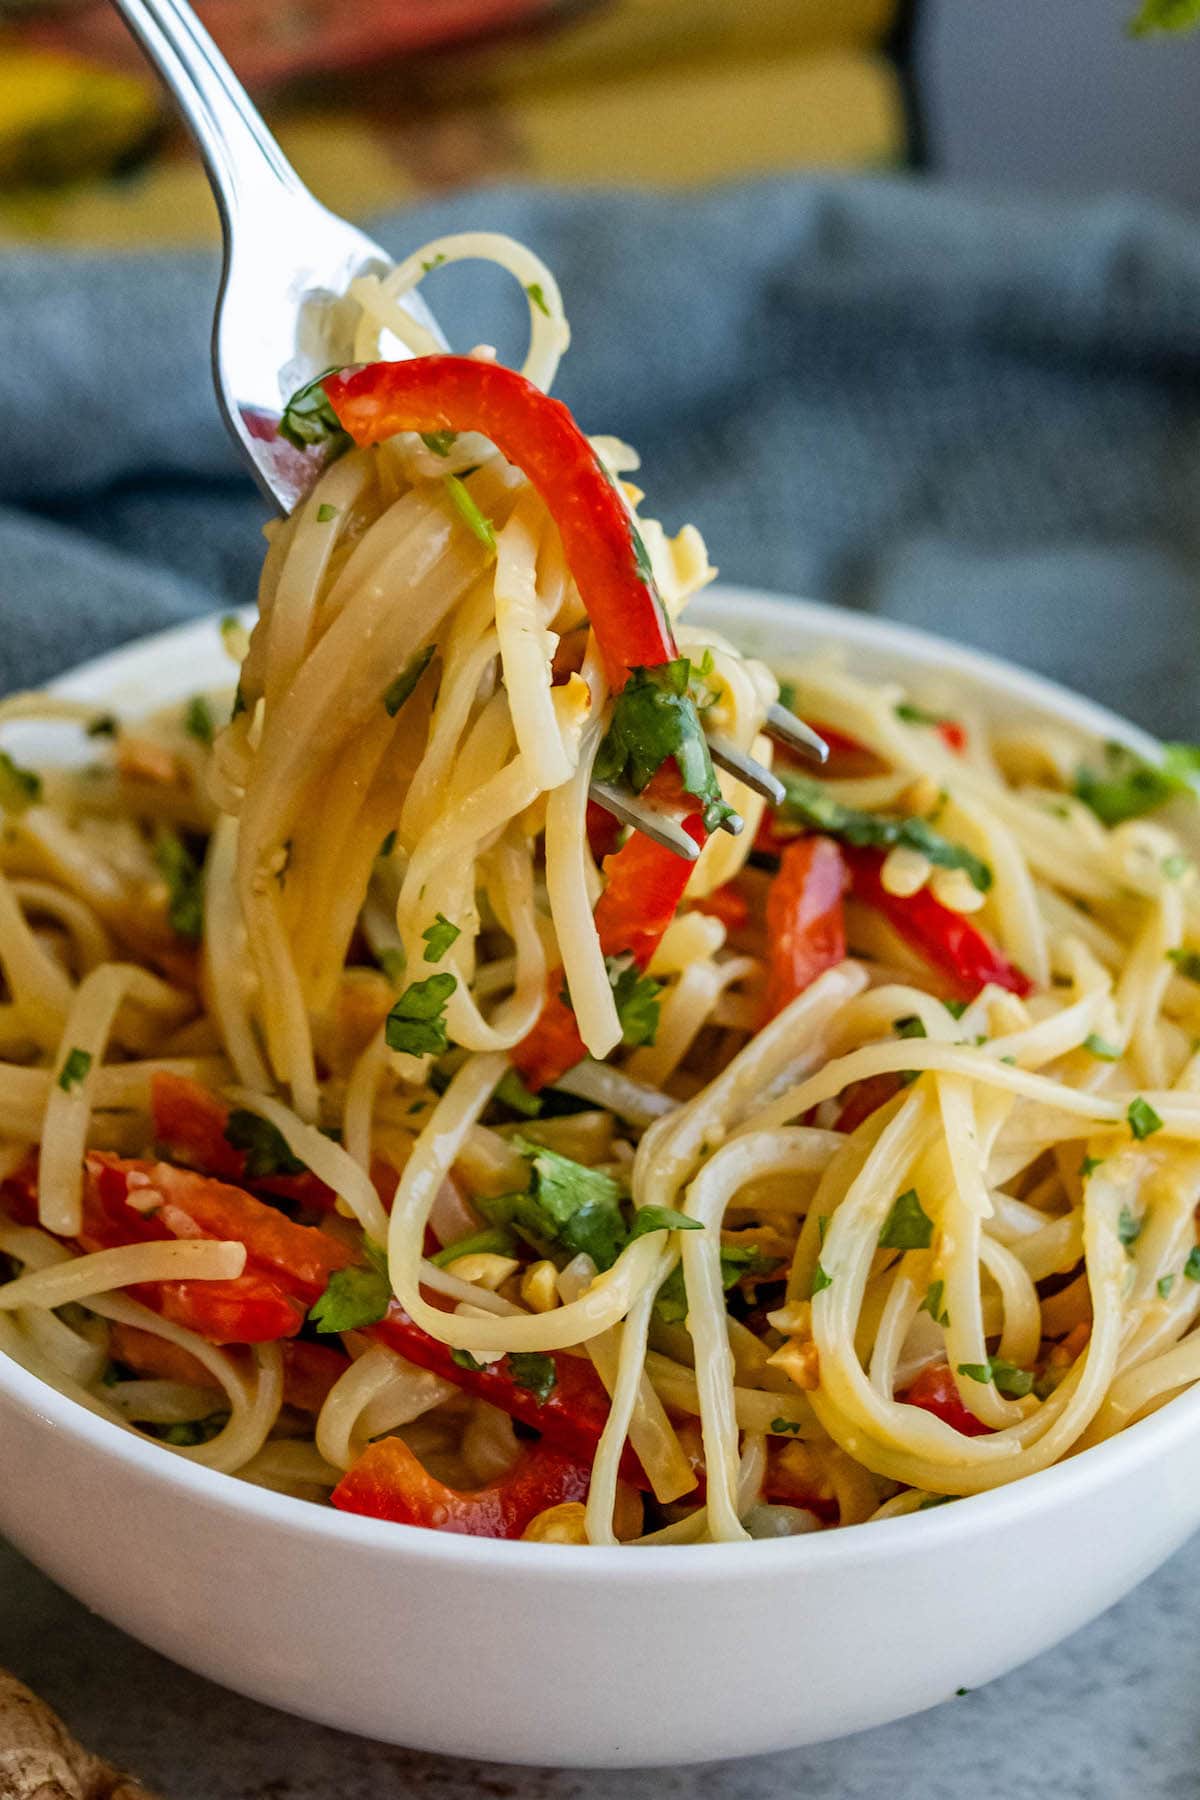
0,1669,160,1799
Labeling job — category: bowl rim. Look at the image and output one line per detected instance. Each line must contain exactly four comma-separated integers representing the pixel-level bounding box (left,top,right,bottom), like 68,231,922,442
3,583,1192,1579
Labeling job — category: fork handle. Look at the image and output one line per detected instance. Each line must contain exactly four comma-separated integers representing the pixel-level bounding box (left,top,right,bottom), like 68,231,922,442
109,0,302,222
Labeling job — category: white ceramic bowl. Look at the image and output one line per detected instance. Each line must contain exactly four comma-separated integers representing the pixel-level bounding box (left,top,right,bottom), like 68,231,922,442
3,588,1198,1768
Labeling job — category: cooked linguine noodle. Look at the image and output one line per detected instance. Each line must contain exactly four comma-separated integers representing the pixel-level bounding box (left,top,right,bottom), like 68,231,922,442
4,235,1200,1545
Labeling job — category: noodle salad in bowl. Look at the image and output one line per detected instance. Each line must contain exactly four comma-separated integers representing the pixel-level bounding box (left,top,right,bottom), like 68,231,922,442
4,235,1200,1552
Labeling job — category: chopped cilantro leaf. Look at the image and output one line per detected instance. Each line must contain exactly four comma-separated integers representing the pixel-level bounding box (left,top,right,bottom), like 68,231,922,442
593,660,733,835
628,1205,704,1239
769,1417,804,1435
430,1226,516,1268
422,913,461,963
919,1278,950,1326
1079,1156,1104,1179
879,1188,934,1251
279,369,349,453
945,1000,970,1020
1158,1274,1176,1299
316,502,338,523
811,1261,833,1295
444,475,497,553
310,1247,391,1333
0,751,42,814
1169,948,1200,983
1185,1246,1200,1282
957,1358,1033,1398
382,644,435,717
451,1347,486,1373
154,829,203,942
1074,740,1200,827
653,1244,779,1324
183,695,214,745
776,775,993,892
525,282,551,317
494,1068,542,1117
224,1109,306,1179
157,1415,228,1447
1084,1033,1121,1061
1128,1096,1163,1140
57,1047,92,1093
385,972,456,1058
420,431,457,457
87,713,118,738
506,1350,557,1402
607,954,662,1048
895,702,951,727
894,1015,928,1041
421,253,447,272
1118,1205,1144,1246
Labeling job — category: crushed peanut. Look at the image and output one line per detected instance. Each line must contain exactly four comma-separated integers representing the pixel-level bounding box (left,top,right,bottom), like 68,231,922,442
520,1259,560,1313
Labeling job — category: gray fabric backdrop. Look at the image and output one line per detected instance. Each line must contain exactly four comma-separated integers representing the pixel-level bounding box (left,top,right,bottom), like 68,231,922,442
1,174,1198,733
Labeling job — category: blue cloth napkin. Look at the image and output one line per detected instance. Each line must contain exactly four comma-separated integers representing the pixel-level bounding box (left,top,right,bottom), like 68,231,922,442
1,175,1198,734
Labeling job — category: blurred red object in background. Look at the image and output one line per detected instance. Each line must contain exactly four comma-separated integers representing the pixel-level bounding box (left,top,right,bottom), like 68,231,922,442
19,0,576,89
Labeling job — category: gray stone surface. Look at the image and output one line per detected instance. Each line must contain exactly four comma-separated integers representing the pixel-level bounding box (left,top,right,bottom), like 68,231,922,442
2,1533,1197,1799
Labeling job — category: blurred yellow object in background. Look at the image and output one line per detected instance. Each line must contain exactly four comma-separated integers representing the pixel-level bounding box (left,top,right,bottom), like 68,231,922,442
0,0,909,245
0,47,156,188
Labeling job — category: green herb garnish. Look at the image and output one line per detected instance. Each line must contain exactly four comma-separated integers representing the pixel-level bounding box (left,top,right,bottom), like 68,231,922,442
653,1245,779,1324
224,1109,306,1179
57,1047,92,1093
382,644,435,717
316,502,338,523
1084,1033,1121,1061
154,829,203,942
919,1278,950,1326
628,1205,704,1240
385,972,457,1058
430,1226,517,1269
879,1188,934,1251
957,1358,1033,1398
309,1242,391,1333
1074,740,1200,827
1118,1205,1144,1246
810,1261,833,1296
593,658,734,835
769,1417,804,1435
525,282,551,317
1128,0,1200,33
1168,948,1200,983
451,1347,486,1373
607,955,663,1049
422,913,461,963
444,475,497,553
494,1068,543,1117
506,1350,557,1402
776,774,992,892
279,370,349,453
1128,1096,1164,1140
0,751,42,814
1185,1246,1200,1282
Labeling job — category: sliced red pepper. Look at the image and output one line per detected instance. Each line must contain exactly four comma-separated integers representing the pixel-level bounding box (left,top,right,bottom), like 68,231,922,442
325,355,675,691
373,1305,648,1489
331,1433,590,1538
106,1321,349,1413
151,1072,338,1213
512,766,704,1090
692,880,750,933
833,1072,904,1134
2,1153,354,1345
938,720,967,755
901,1361,993,1438
763,836,848,1020
845,847,1032,1000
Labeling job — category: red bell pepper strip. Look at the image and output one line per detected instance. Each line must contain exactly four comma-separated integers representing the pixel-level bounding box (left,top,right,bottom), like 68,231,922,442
901,1361,993,1438
2,1152,354,1344
332,1434,591,1538
833,1072,904,1134
512,766,705,1090
106,1321,349,1413
373,1304,648,1489
763,836,848,1021
845,847,1032,1000
692,881,750,933
151,1072,338,1213
324,355,676,692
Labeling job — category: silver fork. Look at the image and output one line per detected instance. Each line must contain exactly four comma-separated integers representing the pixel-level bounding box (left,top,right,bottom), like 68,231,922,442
110,0,827,861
